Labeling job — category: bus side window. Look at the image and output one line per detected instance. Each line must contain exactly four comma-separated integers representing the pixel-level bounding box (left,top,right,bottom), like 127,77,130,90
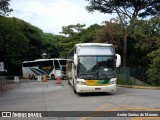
74,47,76,54
54,60,60,70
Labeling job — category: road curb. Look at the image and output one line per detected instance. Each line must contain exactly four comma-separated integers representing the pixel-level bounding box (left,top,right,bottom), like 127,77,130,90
118,85,160,90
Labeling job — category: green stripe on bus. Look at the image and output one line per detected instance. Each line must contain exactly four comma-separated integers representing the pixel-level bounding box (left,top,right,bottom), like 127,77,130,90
97,80,110,84
29,68,40,75
30,68,50,78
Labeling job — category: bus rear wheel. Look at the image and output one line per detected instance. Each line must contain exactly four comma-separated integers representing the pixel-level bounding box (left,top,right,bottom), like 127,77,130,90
32,74,35,80
51,74,55,80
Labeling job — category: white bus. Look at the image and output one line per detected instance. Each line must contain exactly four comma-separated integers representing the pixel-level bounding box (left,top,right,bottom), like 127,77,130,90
52,58,67,79
22,58,66,79
66,43,121,94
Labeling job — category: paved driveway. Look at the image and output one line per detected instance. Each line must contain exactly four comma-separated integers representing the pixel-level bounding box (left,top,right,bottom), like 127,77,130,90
0,80,159,120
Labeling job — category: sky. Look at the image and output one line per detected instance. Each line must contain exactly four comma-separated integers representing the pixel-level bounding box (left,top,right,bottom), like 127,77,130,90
10,0,115,34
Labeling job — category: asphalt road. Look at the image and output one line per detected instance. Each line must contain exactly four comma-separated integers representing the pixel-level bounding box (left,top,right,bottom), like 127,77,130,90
0,80,159,120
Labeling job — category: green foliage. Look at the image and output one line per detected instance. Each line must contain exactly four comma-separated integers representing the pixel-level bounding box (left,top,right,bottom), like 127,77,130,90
145,16,160,86
146,40,160,86
96,21,123,54
0,0,13,16
86,0,160,67
60,23,86,36
22,22,45,61
80,24,101,43
86,0,160,19
0,12,160,86
0,17,29,65
0,17,29,75
41,33,59,58
92,16,160,86
57,23,102,58
55,34,80,58
45,34,68,58
0,17,59,75
129,16,160,67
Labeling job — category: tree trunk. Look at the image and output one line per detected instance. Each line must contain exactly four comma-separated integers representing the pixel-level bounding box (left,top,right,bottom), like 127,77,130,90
123,31,128,67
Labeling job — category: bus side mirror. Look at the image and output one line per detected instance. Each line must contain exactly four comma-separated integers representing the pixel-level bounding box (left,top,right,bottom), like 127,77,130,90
116,54,121,67
3,69,7,73
74,54,78,66
67,59,73,63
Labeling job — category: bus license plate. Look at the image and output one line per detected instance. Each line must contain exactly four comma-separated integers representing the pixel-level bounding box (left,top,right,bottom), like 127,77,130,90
95,88,101,90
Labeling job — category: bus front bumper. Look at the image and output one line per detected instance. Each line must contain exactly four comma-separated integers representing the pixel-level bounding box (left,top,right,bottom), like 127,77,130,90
76,84,116,93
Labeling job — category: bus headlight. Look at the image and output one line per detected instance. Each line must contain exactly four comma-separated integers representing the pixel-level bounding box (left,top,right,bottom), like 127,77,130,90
77,81,86,85
109,78,117,85
109,81,115,84
109,79,116,85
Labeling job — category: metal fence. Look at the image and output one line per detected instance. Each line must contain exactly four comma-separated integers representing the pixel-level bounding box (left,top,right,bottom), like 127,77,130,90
0,67,150,91
117,67,148,86
0,76,19,91
0,75,64,91
0,76,6,90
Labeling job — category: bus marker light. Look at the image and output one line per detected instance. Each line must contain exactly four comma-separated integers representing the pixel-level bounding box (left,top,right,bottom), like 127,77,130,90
95,88,101,90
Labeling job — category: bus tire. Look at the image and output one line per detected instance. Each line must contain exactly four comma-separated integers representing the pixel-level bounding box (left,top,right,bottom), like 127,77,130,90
74,88,77,94
51,74,55,80
32,74,35,80
111,91,117,95
73,81,77,94
29,75,32,80
68,80,71,85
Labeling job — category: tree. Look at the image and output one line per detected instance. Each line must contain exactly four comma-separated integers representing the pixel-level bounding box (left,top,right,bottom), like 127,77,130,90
21,20,45,61
96,21,123,54
51,34,71,58
57,24,101,57
0,17,29,75
129,16,160,67
0,0,13,16
146,33,160,86
42,33,59,58
86,0,160,66
145,15,160,86
60,23,86,36
146,45,160,86
80,24,102,43
0,17,57,75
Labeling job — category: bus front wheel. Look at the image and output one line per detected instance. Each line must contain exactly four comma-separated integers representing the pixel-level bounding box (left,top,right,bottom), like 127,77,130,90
73,81,77,94
68,80,71,85
74,87,77,94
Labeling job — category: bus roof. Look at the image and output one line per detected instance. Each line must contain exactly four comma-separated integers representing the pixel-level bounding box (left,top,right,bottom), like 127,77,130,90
34,59,51,61
23,58,66,63
50,58,66,60
23,59,52,63
75,43,113,47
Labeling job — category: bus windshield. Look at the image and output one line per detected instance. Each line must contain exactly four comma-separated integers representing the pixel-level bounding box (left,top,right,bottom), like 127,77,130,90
59,60,66,66
77,56,116,80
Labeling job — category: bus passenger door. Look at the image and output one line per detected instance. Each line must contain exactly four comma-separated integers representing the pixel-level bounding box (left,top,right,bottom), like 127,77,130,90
69,62,74,86
54,60,61,78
